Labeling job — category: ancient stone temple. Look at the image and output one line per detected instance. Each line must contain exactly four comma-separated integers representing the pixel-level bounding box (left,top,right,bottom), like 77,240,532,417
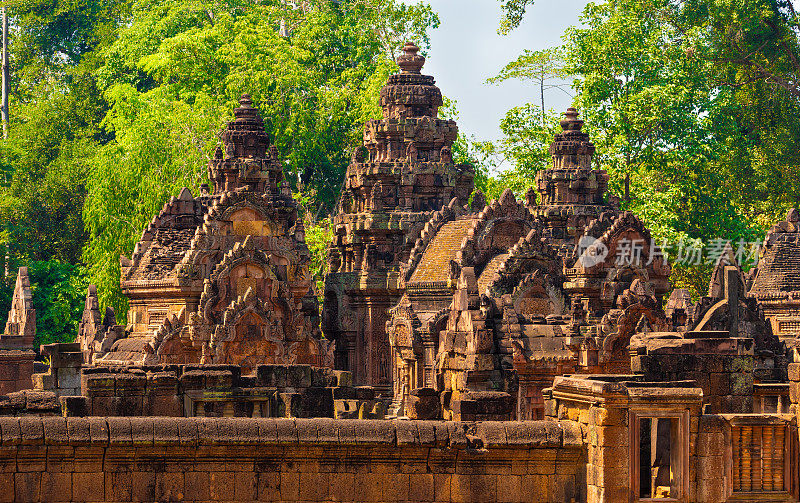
324,42,474,390
531,107,617,244
75,285,125,363
3,44,800,503
89,95,328,372
387,108,670,420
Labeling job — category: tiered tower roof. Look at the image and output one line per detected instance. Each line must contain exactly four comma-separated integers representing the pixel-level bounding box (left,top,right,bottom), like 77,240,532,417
379,42,443,120
533,108,613,241
208,94,284,195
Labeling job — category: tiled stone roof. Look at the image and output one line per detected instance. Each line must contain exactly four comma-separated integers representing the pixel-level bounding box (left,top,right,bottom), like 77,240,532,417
135,227,198,280
750,209,800,298
409,219,473,284
751,235,800,295
477,253,508,295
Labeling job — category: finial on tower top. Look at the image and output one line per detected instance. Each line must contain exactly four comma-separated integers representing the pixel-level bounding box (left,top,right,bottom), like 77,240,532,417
560,107,584,133
397,41,425,74
233,94,259,121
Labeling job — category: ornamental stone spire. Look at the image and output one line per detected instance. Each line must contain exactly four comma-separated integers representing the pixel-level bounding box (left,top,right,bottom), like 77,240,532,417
358,41,460,167
208,94,283,195
533,107,613,242
379,41,442,120
324,42,474,390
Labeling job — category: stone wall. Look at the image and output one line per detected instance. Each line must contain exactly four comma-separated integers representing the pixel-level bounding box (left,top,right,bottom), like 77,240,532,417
75,364,381,419
0,350,34,395
32,343,82,397
632,335,755,413
546,374,800,502
0,417,585,502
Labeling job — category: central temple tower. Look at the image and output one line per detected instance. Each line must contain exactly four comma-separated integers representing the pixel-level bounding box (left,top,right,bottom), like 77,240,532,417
324,42,474,390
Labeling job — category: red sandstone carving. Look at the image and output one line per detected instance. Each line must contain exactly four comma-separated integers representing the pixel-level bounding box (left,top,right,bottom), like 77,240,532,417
324,41,474,390
1,267,35,349
386,108,674,420
92,95,328,372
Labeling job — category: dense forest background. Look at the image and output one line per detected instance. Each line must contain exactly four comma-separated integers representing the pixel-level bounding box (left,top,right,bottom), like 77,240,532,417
0,0,799,348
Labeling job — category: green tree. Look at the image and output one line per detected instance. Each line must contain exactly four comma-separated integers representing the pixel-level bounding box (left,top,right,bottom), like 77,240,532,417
0,262,89,348
497,0,536,34
487,47,569,126
0,0,126,341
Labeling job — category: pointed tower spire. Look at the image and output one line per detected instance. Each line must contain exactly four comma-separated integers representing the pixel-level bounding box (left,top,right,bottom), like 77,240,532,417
380,41,442,120
532,108,612,242
549,107,595,170
208,94,285,195
396,41,425,74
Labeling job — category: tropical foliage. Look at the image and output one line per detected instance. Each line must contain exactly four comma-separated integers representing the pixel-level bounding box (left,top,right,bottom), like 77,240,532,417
2,0,800,341
489,0,800,297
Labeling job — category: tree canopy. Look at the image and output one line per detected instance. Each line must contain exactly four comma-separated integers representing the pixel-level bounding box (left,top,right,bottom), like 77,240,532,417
3,0,800,342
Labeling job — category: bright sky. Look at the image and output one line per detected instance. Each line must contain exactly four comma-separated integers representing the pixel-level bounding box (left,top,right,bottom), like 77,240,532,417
405,0,591,143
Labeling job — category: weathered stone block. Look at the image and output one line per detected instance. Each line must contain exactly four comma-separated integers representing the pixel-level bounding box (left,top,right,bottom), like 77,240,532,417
788,363,800,382
0,365,20,382
334,399,360,419
40,471,71,502
354,386,375,401
208,471,235,500
72,471,103,501
708,372,731,396
256,472,280,501
407,388,440,420
105,470,132,502
286,364,312,388
178,370,205,391
433,473,452,502
593,425,627,448
359,400,385,420
130,471,156,501
146,392,182,417
311,366,335,387
184,471,211,501
333,370,353,387
204,370,234,389
234,471,258,500
279,471,299,500
84,373,116,396
300,387,334,417
275,418,298,444
56,367,81,392
724,355,754,373
730,372,752,396
724,395,753,413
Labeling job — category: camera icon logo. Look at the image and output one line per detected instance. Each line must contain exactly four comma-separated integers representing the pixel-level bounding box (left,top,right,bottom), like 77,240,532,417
577,236,608,268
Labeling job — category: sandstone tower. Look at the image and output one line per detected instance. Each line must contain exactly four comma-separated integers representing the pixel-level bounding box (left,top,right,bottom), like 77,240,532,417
324,42,474,390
